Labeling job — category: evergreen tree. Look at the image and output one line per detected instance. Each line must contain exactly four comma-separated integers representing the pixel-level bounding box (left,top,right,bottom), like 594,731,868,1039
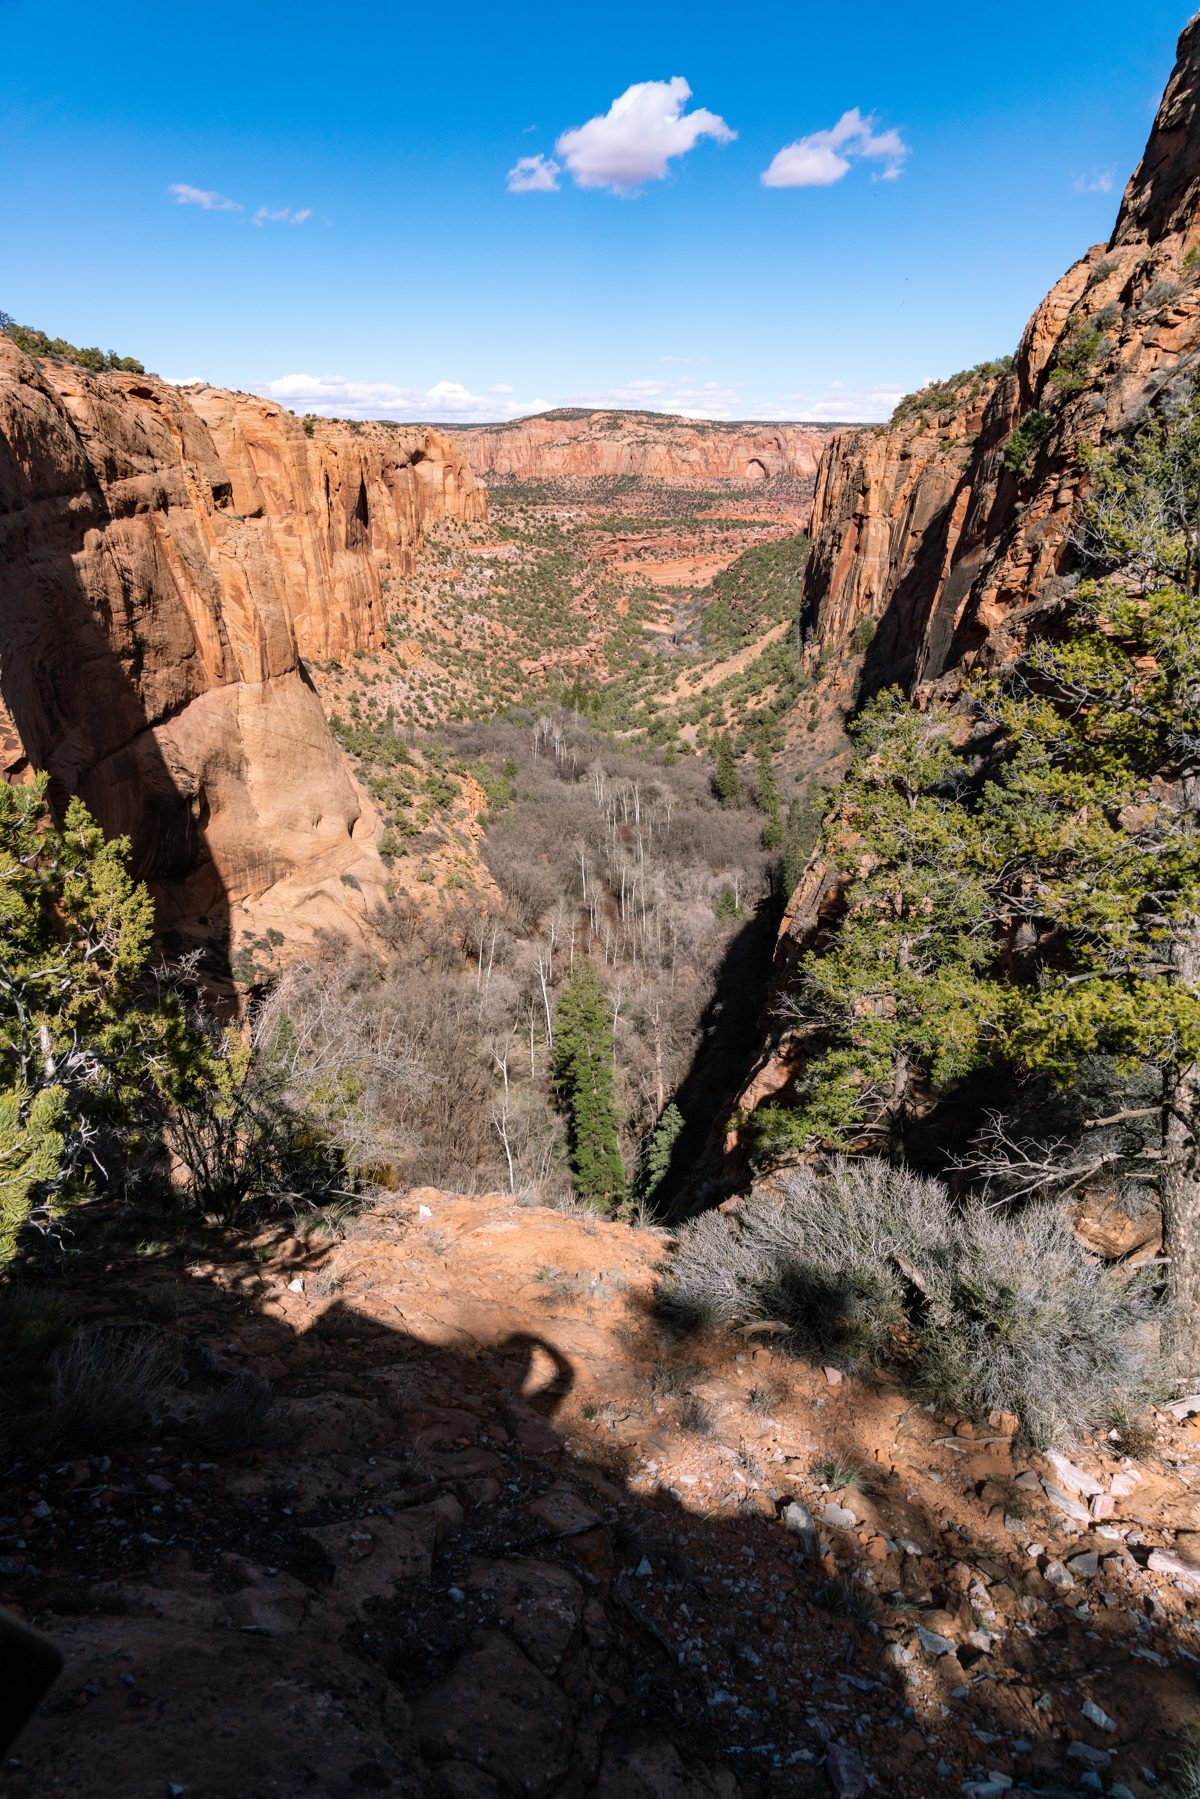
753,738,784,849
757,391,1200,1378
551,963,626,1213
0,778,199,1261
641,1101,684,1207
711,733,741,805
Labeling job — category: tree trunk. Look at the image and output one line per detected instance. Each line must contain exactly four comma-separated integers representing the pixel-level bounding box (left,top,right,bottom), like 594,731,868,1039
1163,925,1200,1388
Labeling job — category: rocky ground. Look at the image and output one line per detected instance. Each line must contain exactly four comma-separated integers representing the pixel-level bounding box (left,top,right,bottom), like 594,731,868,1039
4,1191,1200,1798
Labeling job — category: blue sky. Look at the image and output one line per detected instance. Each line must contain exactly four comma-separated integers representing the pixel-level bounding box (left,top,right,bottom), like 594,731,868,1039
0,0,1188,422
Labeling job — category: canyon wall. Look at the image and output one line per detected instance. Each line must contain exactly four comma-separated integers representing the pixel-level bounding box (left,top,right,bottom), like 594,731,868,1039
445,410,842,489
800,10,1200,695
0,340,485,969
735,10,1200,1131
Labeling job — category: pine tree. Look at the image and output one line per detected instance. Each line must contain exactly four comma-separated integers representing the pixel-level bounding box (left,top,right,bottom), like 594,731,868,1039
641,1102,685,1208
753,739,784,849
551,963,626,1213
711,733,741,805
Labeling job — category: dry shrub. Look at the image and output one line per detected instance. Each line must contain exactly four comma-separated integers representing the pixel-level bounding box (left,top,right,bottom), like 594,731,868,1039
660,1158,1158,1447
193,1369,281,1453
47,1330,174,1450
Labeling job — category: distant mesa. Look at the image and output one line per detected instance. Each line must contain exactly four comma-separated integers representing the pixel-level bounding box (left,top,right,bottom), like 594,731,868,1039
434,408,853,491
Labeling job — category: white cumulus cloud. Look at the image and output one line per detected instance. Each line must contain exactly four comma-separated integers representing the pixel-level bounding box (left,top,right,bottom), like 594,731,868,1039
554,77,734,191
248,372,530,423
168,183,242,212
507,153,561,193
762,108,908,188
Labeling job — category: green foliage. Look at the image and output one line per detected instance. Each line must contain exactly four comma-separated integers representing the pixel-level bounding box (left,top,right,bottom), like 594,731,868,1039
0,779,199,1261
166,1026,349,1227
760,390,1200,1215
891,357,1013,424
552,964,626,1213
1002,410,1051,477
641,1101,684,1204
1046,317,1107,396
0,313,144,374
711,732,741,805
697,534,809,650
0,1087,65,1263
1074,400,1200,589
761,690,1001,1153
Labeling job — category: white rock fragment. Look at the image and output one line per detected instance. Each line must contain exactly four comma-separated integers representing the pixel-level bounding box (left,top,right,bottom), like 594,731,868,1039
1043,1483,1091,1524
1148,1548,1200,1587
820,1502,858,1530
1045,1453,1103,1498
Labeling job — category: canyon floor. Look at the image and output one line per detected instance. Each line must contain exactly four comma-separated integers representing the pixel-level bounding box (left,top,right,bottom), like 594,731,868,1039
5,1191,1200,1799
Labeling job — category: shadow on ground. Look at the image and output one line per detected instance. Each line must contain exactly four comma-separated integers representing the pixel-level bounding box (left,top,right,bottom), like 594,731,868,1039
0,1202,1195,1799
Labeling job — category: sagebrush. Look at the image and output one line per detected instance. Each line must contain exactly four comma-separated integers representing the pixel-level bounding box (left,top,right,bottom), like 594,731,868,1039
659,1158,1158,1446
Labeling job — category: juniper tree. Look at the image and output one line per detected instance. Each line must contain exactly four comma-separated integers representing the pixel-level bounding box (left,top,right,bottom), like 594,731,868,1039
759,389,1200,1380
0,779,198,1259
551,963,626,1213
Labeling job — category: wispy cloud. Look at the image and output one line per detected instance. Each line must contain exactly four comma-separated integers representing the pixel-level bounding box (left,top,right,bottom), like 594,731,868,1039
660,353,708,365
168,182,242,212
248,372,531,423
762,108,908,188
507,153,561,193
252,205,313,225
169,185,316,223
1073,167,1116,195
557,375,744,417
548,77,734,192
761,381,905,421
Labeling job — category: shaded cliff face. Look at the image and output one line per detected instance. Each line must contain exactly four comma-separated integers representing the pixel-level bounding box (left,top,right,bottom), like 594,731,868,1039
800,10,1200,695
732,12,1200,1136
190,389,484,661
0,340,485,969
445,409,842,491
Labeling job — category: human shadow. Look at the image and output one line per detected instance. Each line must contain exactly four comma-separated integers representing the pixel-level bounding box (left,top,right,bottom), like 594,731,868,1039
2,1200,1191,1799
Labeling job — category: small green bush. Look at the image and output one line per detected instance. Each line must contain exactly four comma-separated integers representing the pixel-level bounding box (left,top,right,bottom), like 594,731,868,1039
0,312,144,374
1002,410,1052,476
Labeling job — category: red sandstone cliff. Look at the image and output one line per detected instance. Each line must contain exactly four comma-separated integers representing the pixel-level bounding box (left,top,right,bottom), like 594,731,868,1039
736,10,1200,1128
800,11,1200,693
0,340,485,970
445,410,841,490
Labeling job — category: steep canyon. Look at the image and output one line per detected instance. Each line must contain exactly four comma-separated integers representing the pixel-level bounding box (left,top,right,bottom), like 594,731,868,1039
0,342,484,971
